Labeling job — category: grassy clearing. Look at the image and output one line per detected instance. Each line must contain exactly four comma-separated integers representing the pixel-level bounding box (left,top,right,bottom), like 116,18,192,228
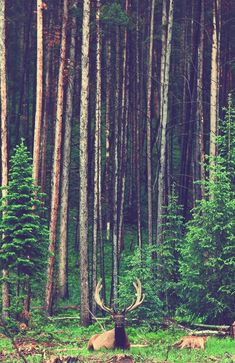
0,321,234,362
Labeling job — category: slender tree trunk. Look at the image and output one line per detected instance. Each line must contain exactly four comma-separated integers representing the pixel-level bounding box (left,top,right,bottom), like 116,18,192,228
179,2,196,216
98,26,105,303
92,0,102,314
40,15,53,194
32,0,43,183
40,40,52,193
118,0,129,253
23,0,43,322
210,0,221,169
58,16,76,299
112,26,120,306
0,0,10,321
105,35,111,243
22,277,31,326
156,0,174,243
160,0,167,124
194,0,205,200
136,0,142,250
146,0,155,245
45,0,68,314
79,0,91,326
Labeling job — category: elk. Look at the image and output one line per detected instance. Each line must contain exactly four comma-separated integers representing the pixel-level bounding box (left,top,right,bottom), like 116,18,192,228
174,336,207,350
87,279,145,351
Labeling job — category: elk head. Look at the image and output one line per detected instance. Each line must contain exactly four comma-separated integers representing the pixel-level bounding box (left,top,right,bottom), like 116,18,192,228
87,279,145,351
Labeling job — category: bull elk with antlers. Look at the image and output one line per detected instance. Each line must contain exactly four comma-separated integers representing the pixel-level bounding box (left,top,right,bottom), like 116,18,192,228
87,279,145,351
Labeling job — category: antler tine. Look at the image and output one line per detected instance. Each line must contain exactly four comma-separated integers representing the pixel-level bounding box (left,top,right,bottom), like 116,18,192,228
94,279,113,313
125,278,145,313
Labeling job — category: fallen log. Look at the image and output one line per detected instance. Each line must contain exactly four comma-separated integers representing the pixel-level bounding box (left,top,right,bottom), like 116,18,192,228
190,323,230,330
161,318,234,338
32,305,80,311
190,330,227,336
47,316,80,321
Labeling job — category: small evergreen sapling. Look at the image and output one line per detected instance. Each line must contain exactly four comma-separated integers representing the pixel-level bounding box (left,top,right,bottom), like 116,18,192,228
0,140,48,284
118,246,163,325
156,186,184,313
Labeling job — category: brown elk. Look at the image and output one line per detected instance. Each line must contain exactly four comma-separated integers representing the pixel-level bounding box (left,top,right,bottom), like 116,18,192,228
87,279,145,351
174,336,207,350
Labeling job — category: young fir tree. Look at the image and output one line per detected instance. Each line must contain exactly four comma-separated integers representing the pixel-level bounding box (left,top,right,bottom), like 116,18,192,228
0,141,48,289
156,186,184,314
179,99,235,323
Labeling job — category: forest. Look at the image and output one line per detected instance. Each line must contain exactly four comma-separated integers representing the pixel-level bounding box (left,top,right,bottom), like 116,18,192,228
0,0,235,362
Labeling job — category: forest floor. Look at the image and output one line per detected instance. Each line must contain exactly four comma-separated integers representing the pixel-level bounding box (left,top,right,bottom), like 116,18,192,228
0,322,235,363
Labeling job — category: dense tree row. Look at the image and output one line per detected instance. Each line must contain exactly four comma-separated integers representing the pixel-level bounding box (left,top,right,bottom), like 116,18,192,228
0,0,234,326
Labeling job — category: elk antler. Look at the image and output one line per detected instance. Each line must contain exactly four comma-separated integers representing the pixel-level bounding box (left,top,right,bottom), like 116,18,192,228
125,278,145,312
95,279,113,313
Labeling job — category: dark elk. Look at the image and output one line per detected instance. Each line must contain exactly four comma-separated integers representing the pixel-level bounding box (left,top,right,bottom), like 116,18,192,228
87,279,145,351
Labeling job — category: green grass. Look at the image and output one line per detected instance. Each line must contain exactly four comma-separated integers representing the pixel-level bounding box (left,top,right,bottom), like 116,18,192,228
0,321,234,362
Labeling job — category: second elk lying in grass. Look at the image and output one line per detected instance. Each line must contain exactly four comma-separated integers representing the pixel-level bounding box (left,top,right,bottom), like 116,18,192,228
87,279,145,351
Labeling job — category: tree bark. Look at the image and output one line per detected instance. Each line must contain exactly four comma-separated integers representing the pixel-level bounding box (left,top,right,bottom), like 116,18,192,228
194,0,205,200
112,26,120,306
118,0,129,253
45,0,68,315
40,17,53,193
79,0,91,326
156,0,174,243
146,0,155,245
105,35,111,243
92,0,102,314
0,0,10,321
210,0,221,172
58,16,76,299
32,0,43,184
135,0,142,249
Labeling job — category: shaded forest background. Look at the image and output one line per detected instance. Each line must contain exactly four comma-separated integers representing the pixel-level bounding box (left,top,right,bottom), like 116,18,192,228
0,0,234,328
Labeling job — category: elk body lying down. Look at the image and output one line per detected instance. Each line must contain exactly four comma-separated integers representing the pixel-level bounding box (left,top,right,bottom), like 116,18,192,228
174,335,207,350
87,316,130,350
88,279,144,351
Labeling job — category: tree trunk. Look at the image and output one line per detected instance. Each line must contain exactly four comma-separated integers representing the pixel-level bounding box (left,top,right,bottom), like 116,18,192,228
136,0,142,250
194,0,205,200
40,18,53,193
79,0,91,326
105,35,111,243
210,0,221,172
92,0,102,314
45,0,68,315
0,0,10,321
58,16,76,300
112,26,120,306
32,0,43,183
156,0,174,244
118,0,129,253
22,277,31,326
146,0,155,245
